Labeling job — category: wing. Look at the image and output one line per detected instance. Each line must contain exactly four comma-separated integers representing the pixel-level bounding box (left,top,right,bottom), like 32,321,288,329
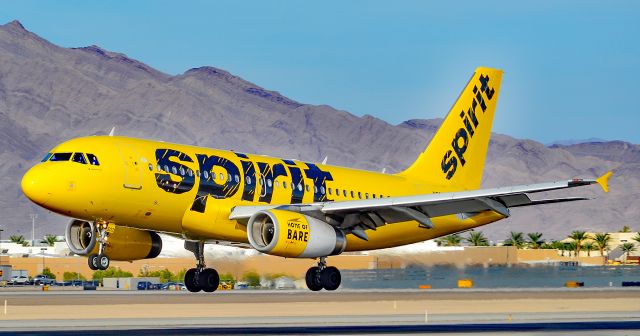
229,172,612,240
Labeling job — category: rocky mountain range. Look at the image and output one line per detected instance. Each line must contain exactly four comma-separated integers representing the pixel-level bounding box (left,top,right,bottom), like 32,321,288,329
0,20,637,242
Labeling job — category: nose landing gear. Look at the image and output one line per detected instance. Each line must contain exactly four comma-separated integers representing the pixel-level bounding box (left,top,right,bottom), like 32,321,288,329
184,241,220,293
88,221,110,271
305,257,341,291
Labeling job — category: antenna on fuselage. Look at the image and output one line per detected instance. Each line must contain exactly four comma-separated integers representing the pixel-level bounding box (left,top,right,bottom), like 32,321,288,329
381,168,386,174
321,156,328,165
108,127,115,136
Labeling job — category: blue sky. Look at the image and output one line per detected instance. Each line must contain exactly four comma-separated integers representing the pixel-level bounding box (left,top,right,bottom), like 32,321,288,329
2,1,639,144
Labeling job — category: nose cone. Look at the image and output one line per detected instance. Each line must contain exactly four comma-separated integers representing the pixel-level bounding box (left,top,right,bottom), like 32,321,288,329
22,165,53,206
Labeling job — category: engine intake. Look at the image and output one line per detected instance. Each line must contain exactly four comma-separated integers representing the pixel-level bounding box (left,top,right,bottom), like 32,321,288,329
247,209,346,258
65,219,162,261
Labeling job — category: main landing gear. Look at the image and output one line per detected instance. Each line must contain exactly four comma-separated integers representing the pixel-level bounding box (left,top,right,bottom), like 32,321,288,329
88,221,110,271
305,257,341,291
184,241,220,293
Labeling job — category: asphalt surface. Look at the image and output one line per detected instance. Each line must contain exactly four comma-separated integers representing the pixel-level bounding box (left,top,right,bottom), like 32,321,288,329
0,288,639,334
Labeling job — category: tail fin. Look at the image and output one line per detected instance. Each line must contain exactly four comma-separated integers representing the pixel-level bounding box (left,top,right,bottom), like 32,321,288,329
398,67,503,191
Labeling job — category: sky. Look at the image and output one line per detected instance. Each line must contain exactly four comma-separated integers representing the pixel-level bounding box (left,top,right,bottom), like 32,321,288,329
2,1,639,144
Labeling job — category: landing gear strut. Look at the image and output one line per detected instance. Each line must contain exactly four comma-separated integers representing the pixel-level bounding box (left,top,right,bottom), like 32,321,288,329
88,221,110,270
184,241,219,293
305,257,341,291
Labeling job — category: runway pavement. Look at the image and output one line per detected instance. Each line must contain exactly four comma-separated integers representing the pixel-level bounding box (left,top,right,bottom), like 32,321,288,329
0,288,639,334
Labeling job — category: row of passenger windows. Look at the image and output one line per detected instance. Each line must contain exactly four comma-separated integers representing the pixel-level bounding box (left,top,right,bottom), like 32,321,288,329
42,152,100,165
150,163,390,200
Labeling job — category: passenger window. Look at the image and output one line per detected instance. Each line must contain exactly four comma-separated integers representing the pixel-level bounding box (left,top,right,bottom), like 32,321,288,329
267,179,273,187
203,171,209,180
86,153,100,165
188,169,193,177
148,163,153,171
298,184,303,191
343,190,347,197
328,188,332,195
196,170,200,177
321,186,326,195
212,172,216,180
171,166,177,175
157,165,161,172
220,173,224,181
41,153,52,162
50,153,72,161
228,173,232,182
314,186,318,193
179,167,186,176
358,192,362,199
350,191,354,198
246,176,252,185
234,175,240,183
373,194,376,198
275,181,279,187
306,185,310,192
72,153,87,164
365,193,369,199
283,181,287,189
163,165,169,172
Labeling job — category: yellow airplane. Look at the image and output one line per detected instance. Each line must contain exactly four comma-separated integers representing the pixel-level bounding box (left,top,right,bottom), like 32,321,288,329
21,67,611,292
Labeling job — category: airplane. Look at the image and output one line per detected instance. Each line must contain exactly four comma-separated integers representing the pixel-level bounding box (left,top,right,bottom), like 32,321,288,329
21,67,611,292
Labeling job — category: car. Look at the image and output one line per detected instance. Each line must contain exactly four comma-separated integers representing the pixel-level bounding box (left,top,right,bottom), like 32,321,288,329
137,281,161,290
32,274,55,285
160,282,186,291
10,275,29,285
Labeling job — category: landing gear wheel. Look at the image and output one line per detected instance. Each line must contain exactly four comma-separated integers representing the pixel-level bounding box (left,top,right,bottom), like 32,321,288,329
97,254,110,270
88,253,99,270
184,268,201,292
305,267,323,291
320,266,341,291
199,268,220,293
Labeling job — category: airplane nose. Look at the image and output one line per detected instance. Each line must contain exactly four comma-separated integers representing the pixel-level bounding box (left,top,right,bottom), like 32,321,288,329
21,165,53,205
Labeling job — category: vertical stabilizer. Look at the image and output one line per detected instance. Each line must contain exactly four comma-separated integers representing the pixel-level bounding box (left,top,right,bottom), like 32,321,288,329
398,67,503,191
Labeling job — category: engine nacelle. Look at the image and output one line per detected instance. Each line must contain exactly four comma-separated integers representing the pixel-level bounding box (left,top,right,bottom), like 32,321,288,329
247,209,346,258
65,219,162,261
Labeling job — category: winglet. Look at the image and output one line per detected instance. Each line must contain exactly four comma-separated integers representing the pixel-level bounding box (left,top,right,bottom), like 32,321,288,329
596,171,613,193
108,127,116,136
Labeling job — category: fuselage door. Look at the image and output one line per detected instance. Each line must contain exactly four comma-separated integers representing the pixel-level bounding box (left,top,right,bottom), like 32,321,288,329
117,143,142,190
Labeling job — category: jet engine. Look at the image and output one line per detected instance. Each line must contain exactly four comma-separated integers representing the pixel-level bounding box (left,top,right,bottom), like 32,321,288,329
65,219,162,261
247,209,346,258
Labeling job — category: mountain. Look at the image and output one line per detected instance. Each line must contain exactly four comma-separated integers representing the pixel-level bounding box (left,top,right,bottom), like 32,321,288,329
0,20,637,242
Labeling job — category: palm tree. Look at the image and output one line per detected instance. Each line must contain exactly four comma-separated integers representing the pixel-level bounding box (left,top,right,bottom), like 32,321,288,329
620,243,637,263
568,231,588,256
43,234,60,247
566,242,578,257
503,232,525,248
10,235,27,246
593,233,611,263
466,231,489,246
443,234,462,247
620,226,631,233
527,232,544,249
632,233,640,245
582,242,595,257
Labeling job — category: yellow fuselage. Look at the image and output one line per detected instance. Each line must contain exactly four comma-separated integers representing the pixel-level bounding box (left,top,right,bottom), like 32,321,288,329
23,135,504,252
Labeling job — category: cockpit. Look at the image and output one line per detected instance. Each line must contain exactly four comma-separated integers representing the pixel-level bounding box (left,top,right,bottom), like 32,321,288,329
42,152,100,165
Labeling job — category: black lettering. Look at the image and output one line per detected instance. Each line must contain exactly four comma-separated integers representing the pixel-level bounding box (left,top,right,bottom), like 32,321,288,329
452,128,469,166
479,74,495,100
257,162,287,203
190,154,241,213
303,231,309,242
304,163,333,202
155,149,194,194
460,111,474,137
441,150,458,180
287,229,292,240
235,153,256,202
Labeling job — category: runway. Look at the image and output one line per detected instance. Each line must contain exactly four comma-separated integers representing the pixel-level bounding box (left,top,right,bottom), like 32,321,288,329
1,288,639,334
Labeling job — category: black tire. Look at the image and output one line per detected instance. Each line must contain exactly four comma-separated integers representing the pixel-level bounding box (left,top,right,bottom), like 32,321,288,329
305,267,323,291
199,268,219,293
320,266,341,291
184,268,201,292
98,254,110,270
88,253,99,270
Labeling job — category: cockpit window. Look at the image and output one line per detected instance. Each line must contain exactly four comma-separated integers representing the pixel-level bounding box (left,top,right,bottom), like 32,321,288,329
41,153,52,162
86,153,100,166
49,153,72,161
72,153,87,164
